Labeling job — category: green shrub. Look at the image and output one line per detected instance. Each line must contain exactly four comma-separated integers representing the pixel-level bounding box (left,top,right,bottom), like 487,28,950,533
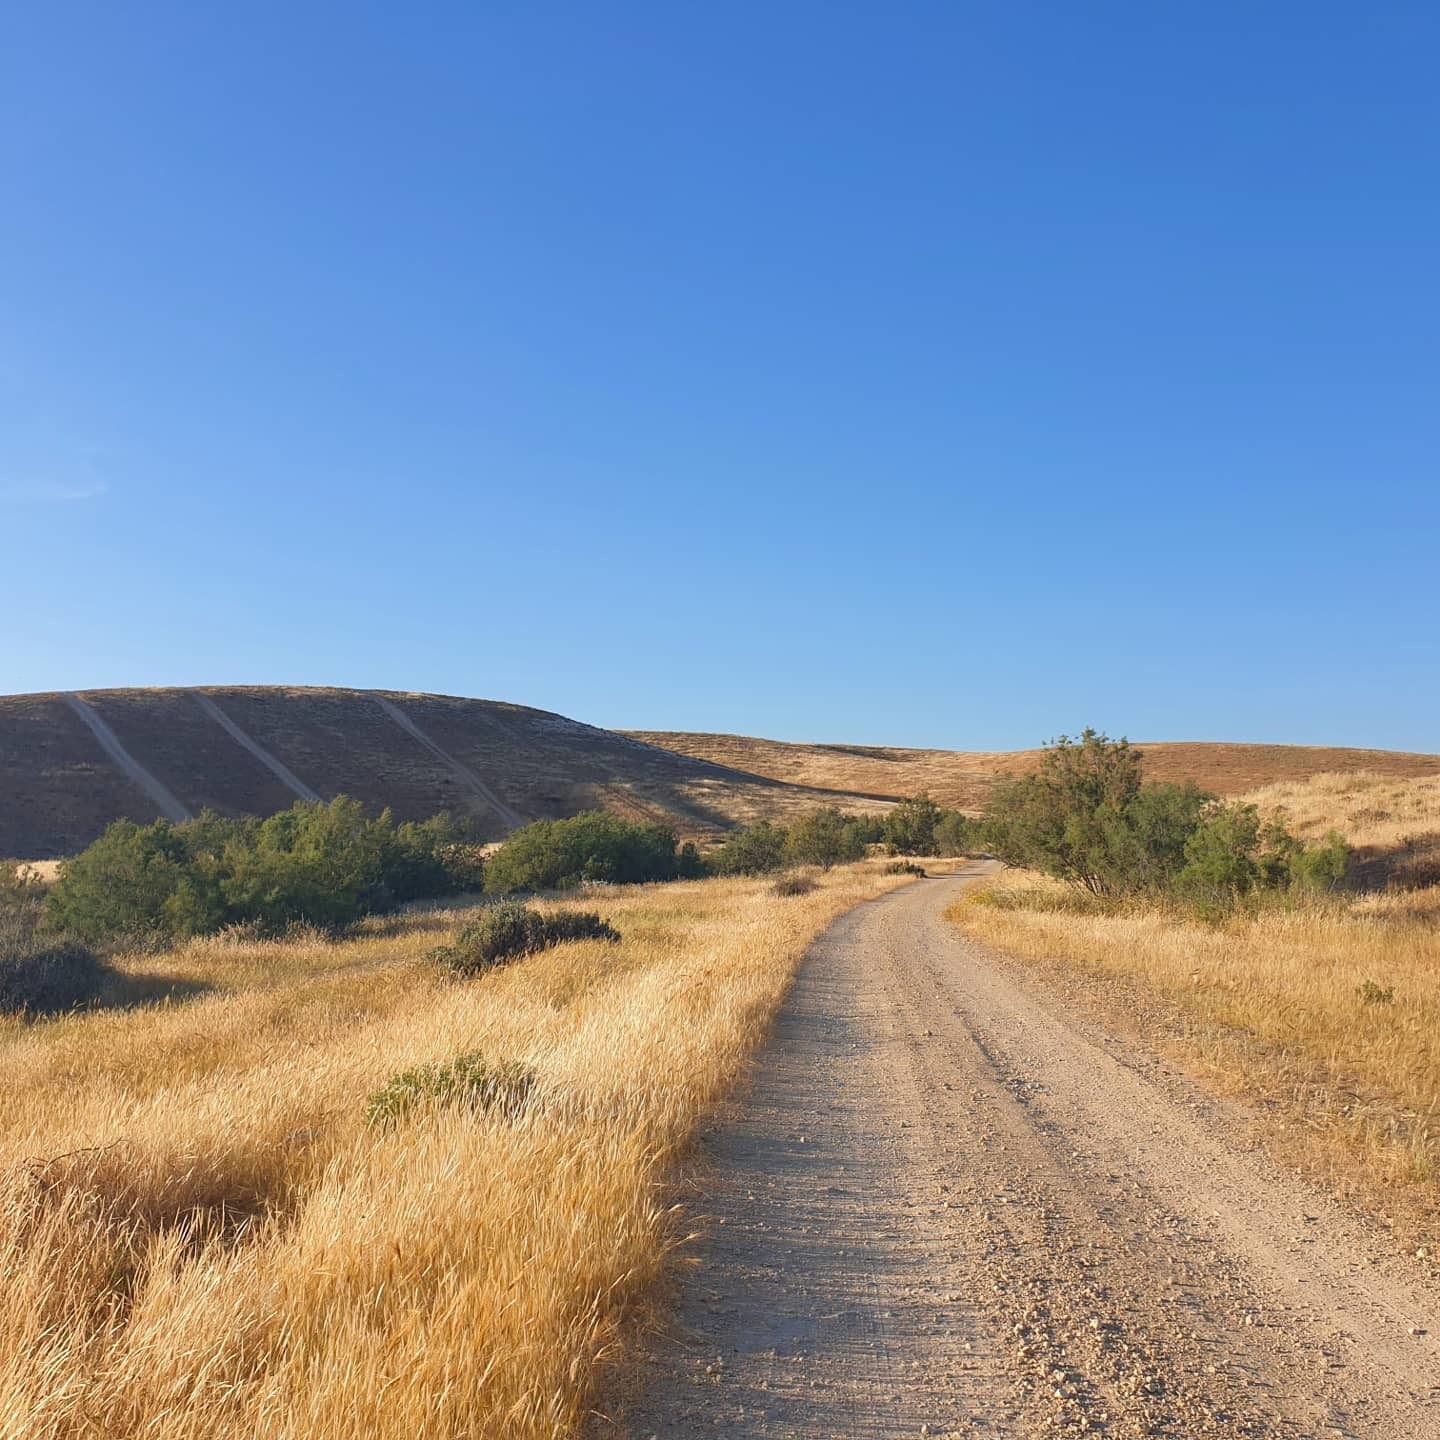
883,795,942,855
1288,831,1352,892
365,1052,534,1127
785,808,866,870
707,822,790,876
771,872,817,896
1,866,104,1013
483,812,679,893
933,810,977,857
47,799,483,946
431,902,619,974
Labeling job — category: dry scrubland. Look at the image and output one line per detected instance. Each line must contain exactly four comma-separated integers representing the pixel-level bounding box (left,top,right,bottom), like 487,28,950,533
0,864,904,1438
950,770,1440,1242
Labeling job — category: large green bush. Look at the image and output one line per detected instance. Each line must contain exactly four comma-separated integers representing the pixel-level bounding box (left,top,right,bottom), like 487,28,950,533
431,902,619,974
706,821,790,876
483,812,680,893
785,807,867,869
883,795,943,855
983,729,1349,908
48,798,484,945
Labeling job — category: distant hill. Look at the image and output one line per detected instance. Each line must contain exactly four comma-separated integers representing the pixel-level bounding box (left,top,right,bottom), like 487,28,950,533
4,686,1435,859
0,687,887,859
628,731,1440,812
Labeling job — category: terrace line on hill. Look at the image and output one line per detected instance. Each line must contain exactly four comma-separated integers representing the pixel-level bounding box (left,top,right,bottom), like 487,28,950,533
63,693,193,824
187,689,320,803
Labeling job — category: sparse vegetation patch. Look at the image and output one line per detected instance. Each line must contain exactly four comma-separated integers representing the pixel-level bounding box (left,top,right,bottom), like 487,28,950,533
431,902,619,974
365,1052,535,1127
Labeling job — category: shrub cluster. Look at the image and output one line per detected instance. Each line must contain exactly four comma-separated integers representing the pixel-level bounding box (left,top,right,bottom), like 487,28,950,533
47,799,484,945
771,872,818,897
365,1051,535,1127
431,902,619,974
981,729,1351,907
0,866,104,1013
483,812,684,894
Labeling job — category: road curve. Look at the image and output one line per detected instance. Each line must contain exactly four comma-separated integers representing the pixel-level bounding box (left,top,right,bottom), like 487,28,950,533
618,864,1439,1439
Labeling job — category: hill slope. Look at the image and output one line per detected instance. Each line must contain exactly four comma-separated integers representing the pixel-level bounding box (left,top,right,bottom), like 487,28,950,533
5,686,1436,859
0,688,886,859
628,731,1440,811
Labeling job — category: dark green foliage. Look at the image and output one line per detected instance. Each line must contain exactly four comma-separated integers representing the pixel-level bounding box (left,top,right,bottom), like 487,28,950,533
771,872,818,896
1287,830,1352,892
983,728,1350,911
706,822,790,876
1176,802,1264,900
365,1052,535,1127
677,841,705,879
933,810,977,857
47,799,484,945
785,807,867,869
0,866,104,1013
845,814,888,847
431,902,619,974
883,795,943,856
483,812,680,894
983,730,1152,896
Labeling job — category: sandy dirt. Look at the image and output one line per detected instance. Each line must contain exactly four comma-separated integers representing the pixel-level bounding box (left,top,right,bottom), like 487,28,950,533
615,863,1439,1439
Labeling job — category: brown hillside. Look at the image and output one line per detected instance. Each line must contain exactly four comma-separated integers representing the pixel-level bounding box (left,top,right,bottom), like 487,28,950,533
627,732,1440,811
0,688,887,859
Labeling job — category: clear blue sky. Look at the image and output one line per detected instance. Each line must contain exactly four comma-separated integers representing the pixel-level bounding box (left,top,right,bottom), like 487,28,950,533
3,3,1436,751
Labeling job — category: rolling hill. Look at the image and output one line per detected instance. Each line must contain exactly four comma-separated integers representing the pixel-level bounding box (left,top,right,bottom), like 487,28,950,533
3,686,1436,859
626,731,1440,811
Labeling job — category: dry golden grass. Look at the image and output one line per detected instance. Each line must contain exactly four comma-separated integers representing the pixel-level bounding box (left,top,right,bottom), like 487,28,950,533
632,732,1440,812
947,771,1440,1243
0,864,905,1439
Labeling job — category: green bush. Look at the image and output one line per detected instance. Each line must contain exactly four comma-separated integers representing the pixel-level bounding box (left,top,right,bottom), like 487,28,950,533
47,799,483,946
933,810,977,856
785,807,867,869
1,866,104,1013
771,872,817,896
707,822,790,876
365,1052,534,1127
431,902,619,974
983,728,1342,912
883,795,942,855
483,812,680,893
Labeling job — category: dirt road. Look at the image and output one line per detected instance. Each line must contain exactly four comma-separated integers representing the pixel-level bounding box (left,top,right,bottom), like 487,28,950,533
620,863,1439,1439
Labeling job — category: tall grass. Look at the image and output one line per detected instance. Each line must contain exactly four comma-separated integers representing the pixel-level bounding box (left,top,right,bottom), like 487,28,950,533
0,866,904,1438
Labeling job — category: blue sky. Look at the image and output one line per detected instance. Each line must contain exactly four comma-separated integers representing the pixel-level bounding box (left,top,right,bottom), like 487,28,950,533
3,3,1436,751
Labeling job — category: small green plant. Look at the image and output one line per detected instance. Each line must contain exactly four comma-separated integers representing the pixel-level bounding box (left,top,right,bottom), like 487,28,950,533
431,902,619,974
771,872,817,897
1357,979,1395,1006
365,1052,535,1127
